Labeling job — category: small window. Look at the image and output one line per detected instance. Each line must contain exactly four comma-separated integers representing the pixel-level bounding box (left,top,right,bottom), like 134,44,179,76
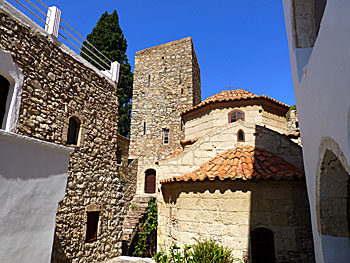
143,121,146,135
0,75,10,128
67,117,80,145
85,211,99,243
163,128,169,145
180,119,183,131
237,130,245,142
228,110,245,123
148,74,150,86
145,169,156,194
116,146,122,165
251,228,275,263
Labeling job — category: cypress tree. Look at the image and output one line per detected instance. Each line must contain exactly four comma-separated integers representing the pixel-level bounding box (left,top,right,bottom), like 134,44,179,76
81,10,133,137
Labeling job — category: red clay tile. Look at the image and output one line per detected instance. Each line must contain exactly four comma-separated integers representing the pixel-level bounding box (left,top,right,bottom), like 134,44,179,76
160,145,304,184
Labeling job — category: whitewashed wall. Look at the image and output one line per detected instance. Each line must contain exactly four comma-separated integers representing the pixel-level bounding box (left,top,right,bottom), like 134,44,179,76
0,130,72,263
282,1,350,262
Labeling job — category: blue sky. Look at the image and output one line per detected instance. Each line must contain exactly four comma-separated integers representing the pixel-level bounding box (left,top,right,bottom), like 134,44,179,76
8,0,295,105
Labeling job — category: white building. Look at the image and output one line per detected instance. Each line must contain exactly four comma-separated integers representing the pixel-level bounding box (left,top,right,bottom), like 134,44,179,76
282,1,350,262
0,130,71,263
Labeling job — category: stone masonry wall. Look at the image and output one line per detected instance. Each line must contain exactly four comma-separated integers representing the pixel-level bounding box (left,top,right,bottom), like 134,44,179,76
184,102,288,140
129,37,201,194
0,5,126,263
157,121,303,185
158,180,315,263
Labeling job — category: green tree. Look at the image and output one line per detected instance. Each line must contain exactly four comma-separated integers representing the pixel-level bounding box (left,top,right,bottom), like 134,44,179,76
81,10,133,136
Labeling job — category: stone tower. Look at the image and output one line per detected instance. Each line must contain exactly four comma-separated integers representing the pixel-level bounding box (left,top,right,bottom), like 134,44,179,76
129,37,201,194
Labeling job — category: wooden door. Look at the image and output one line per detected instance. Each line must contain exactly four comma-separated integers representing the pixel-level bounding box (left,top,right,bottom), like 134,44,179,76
145,169,156,193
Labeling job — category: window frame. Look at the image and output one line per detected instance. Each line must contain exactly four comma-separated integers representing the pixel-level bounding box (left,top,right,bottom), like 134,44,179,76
228,109,245,123
0,75,10,128
116,146,123,165
237,129,245,142
163,128,170,145
0,49,24,132
85,211,100,243
67,116,81,145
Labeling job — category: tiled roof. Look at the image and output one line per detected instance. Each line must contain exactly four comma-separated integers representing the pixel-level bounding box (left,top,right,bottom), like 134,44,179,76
161,145,304,184
285,132,300,137
181,89,290,116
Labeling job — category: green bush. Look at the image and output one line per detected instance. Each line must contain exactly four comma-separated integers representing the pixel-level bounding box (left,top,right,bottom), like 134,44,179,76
154,239,243,263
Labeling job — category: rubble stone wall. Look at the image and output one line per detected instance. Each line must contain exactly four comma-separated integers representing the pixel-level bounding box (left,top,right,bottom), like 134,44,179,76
129,37,201,194
0,5,127,263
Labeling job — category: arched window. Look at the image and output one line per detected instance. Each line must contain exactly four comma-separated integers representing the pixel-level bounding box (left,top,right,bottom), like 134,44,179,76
145,169,156,194
251,228,275,263
67,117,80,145
116,146,123,165
228,110,245,123
0,75,10,128
237,129,245,142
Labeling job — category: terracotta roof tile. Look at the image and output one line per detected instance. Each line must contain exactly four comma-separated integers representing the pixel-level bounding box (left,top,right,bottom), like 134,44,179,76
182,89,290,116
160,145,304,184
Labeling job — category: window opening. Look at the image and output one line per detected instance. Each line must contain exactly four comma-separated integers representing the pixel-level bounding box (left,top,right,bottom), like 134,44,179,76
163,128,169,145
148,74,150,86
237,130,245,142
180,119,183,131
181,88,184,95
251,228,275,263
143,121,146,135
116,146,122,165
0,75,10,128
67,117,80,145
315,0,327,38
229,110,244,123
85,211,99,242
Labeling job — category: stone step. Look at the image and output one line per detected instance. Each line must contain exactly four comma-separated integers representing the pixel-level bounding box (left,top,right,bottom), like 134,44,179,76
103,256,155,263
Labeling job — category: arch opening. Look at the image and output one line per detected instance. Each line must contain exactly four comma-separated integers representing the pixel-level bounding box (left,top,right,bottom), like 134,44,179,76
0,74,10,128
251,227,275,263
145,169,156,194
318,149,350,237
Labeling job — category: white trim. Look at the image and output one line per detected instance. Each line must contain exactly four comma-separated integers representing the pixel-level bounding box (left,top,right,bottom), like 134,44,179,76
0,49,24,132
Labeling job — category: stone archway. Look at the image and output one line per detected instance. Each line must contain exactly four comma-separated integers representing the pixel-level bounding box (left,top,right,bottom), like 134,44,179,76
317,149,350,237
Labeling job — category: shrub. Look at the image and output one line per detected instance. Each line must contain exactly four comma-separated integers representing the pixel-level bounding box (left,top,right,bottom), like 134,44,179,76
154,239,243,263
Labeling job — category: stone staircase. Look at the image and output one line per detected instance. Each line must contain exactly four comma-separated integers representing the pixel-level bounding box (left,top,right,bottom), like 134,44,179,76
122,195,150,250
103,256,155,263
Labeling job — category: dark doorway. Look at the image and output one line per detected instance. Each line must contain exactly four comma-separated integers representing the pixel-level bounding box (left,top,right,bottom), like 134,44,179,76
145,169,156,194
85,211,99,242
0,75,10,128
251,227,275,263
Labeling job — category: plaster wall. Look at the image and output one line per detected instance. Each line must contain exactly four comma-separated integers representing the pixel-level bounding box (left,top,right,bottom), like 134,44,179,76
0,130,71,263
282,0,350,261
184,105,287,140
158,180,314,262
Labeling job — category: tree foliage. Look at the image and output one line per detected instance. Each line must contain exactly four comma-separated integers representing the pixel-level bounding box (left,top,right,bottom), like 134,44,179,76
81,10,133,136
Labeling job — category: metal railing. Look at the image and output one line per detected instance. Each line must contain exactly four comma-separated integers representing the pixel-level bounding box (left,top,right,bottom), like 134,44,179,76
8,0,119,81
